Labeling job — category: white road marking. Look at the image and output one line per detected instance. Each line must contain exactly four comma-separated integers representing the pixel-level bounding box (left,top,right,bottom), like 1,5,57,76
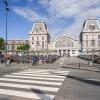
0,89,54,100
5,75,65,81
19,69,53,74
19,71,69,75
12,73,66,78
0,83,59,92
0,78,62,86
0,69,70,100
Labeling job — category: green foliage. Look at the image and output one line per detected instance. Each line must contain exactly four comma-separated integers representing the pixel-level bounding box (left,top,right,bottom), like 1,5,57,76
0,37,5,50
17,43,30,51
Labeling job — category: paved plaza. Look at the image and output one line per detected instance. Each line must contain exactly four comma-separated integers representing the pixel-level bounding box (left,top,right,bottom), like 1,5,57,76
0,57,100,100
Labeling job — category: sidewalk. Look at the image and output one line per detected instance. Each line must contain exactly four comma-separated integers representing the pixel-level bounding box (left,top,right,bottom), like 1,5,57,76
0,62,59,75
0,63,32,75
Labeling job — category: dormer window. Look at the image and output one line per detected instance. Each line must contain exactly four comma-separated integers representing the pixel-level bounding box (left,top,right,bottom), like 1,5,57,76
89,24,95,31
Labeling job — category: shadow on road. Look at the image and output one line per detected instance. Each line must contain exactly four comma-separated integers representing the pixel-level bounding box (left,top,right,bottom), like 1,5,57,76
62,63,100,73
31,88,54,100
67,75,100,86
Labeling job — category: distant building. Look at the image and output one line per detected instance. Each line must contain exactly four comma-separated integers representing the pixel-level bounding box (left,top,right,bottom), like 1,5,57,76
7,40,29,51
49,36,81,56
6,22,80,56
80,19,100,55
29,22,50,52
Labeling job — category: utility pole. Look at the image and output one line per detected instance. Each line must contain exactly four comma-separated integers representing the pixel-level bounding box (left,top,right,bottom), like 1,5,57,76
3,0,9,67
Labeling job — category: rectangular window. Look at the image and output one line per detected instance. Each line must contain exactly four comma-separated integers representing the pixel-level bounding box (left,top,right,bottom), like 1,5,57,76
32,37,34,44
42,42,44,48
37,36,39,41
86,40,88,47
91,40,95,47
59,49,61,52
37,41,39,45
55,50,57,52
86,35,88,39
98,35,100,39
98,40,100,47
42,36,44,40
63,49,66,52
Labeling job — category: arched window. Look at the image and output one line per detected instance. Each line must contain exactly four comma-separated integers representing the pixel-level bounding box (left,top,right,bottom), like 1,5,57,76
55,37,74,48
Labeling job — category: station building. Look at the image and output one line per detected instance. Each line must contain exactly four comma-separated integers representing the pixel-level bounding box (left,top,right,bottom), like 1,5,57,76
80,19,100,55
48,37,80,56
29,22,81,56
29,21,50,52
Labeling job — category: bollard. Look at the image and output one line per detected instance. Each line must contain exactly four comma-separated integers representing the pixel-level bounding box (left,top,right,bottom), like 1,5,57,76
79,63,80,69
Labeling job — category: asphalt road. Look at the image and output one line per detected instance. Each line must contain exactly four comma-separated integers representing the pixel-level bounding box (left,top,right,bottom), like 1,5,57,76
54,57,100,100
0,57,100,100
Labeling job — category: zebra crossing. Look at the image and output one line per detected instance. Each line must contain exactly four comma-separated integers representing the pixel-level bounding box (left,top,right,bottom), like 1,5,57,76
0,69,69,100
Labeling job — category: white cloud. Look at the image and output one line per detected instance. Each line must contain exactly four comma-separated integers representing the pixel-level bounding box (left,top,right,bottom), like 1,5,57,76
12,6,48,22
62,6,100,39
38,0,49,5
12,0,100,40
41,0,100,39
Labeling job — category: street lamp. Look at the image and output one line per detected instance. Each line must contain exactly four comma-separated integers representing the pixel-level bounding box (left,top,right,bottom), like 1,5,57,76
3,0,10,67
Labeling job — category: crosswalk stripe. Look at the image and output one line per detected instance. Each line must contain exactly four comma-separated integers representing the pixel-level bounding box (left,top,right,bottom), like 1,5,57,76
0,83,59,92
12,73,66,78
0,78,62,86
0,89,54,100
0,69,70,100
4,75,65,81
18,70,69,74
19,69,53,73
18,72,69,76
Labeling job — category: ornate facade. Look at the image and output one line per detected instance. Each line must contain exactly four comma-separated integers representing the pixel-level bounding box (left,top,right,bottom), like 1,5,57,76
29,22,50,51
49,37,80,56
29,22,80,56
80,19,100,54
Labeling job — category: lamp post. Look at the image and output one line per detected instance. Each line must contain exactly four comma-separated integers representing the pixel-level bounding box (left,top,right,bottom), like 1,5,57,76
3,0,9,67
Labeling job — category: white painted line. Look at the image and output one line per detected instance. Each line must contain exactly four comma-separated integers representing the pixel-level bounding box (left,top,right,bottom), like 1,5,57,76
0,83,59,92
19,70,53,74
19,70,69,74
0,78,62,86
19,71,69,75
5,75,65,81
0,89,54,100
19,72,50,74
12,73,66,78
18,71,69,76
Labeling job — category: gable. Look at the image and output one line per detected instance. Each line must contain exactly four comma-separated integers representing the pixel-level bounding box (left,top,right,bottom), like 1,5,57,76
83,19,100,31
30,22,48,35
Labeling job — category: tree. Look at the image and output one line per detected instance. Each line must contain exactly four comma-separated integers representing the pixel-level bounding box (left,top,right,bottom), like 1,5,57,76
0,37,5,50
17,44,30,51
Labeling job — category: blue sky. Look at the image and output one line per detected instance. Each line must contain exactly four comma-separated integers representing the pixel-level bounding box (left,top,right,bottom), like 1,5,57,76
0,0,100,40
